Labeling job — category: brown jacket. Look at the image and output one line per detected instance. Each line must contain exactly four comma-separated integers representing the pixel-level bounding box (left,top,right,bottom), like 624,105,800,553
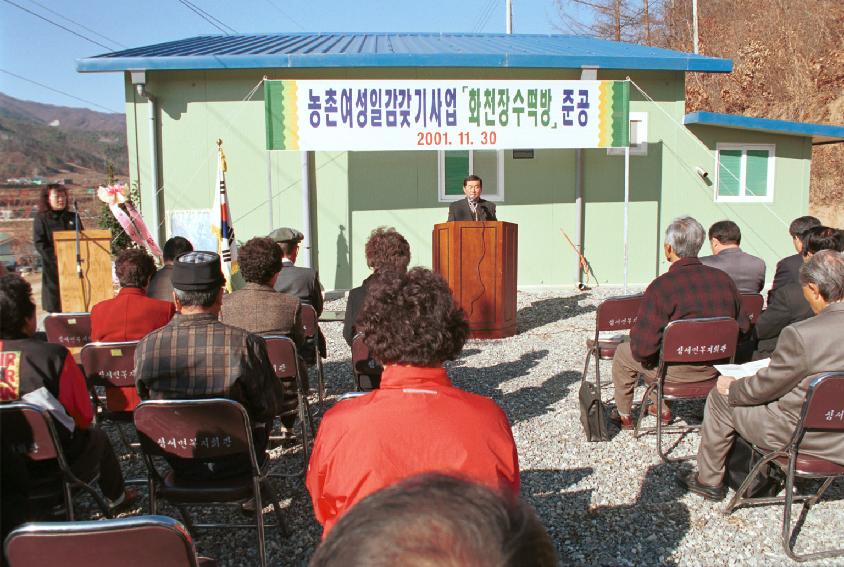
220,283,305,349
729,301,844,464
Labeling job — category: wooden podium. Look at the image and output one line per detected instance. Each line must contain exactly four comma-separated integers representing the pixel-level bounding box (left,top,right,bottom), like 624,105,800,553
54,229,114,313
432,221,517,339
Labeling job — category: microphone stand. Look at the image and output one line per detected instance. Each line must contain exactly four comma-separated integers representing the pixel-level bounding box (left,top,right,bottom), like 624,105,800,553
73,200,82,279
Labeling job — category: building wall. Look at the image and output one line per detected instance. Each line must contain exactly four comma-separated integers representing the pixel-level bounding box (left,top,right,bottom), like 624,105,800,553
123,68,810,289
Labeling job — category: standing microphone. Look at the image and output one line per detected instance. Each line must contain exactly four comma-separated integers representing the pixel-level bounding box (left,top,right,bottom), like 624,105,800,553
73,200,82,278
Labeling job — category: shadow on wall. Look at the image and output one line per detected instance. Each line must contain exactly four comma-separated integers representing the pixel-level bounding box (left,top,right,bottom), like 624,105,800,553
522,464,691,565
334,225,352,290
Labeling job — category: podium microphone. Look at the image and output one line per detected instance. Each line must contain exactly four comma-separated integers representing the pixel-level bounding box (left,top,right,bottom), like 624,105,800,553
73,200,82,278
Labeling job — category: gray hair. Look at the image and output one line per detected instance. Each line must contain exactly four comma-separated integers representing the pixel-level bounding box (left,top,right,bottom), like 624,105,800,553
174,287,220,308
799,250,844,303
665,216,706,258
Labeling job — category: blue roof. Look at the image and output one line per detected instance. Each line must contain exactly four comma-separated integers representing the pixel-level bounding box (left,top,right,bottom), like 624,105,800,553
685,111,844,144
77,32,732,73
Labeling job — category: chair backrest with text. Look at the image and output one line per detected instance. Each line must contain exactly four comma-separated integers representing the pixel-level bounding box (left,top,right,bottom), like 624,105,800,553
44,313,91,349
740,293,764,327
659,317,739,367
798,372,844,437
595,294,643,335
134,399,258,477
80,341,139,412
261,336,299,382
4,515,212,567
299,304,319,343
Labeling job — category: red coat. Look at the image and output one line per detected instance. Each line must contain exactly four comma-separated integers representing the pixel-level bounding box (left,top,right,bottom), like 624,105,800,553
306,365,520,536
91,287,175,343
90,287,174,410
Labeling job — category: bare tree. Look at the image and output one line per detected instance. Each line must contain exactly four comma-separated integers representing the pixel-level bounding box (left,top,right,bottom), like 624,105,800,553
553,0,663,44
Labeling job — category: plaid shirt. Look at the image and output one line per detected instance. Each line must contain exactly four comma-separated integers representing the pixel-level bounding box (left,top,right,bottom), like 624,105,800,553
630,257,750,364
134,313,284,424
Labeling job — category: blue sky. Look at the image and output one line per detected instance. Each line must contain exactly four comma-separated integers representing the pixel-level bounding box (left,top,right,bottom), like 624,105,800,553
0,0,572,114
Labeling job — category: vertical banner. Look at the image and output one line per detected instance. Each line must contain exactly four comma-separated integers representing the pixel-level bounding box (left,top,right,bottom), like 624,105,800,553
265,79,629,151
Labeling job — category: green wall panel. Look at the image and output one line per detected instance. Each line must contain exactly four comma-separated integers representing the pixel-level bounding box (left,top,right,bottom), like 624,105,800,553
122,67,814,290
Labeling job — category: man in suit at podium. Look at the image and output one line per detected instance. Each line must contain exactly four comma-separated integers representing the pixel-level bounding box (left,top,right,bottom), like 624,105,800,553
447,175,497,222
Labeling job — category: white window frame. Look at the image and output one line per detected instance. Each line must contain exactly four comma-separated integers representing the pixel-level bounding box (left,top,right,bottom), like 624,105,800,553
607,111,648,157
437,150,505,202
714,143,775,203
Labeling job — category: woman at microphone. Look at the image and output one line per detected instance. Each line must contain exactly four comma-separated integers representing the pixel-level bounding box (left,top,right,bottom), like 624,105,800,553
32,184,82,313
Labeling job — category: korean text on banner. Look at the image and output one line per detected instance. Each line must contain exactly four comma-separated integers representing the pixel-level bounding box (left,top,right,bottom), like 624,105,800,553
265,79,629,152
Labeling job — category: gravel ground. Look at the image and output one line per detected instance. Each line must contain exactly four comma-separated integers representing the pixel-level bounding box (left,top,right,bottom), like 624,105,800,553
73,286,841,566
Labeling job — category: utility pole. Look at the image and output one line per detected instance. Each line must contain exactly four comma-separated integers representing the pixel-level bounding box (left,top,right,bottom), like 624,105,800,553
692,0,699,53
506,0,512,34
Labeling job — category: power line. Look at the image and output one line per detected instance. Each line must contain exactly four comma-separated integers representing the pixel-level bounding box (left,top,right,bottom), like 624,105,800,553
263,0,305,31
0,68,122,114
176,0,237,34
473,0,498,33
0,0,114,51
26,0,127,49
182,0,238,33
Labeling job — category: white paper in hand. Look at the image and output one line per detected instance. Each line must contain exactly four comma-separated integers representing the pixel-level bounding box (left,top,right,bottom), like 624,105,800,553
714,358,771,379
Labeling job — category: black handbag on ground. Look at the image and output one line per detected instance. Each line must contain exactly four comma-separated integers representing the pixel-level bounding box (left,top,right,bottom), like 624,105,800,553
726,435,785,498
579,379,609,442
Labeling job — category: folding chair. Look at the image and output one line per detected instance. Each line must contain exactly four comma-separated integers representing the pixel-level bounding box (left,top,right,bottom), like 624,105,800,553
633,317,739,462
299,304,326,409
261,335,315,474
351,332,382,391
4,515,217,567
724,372,844,562
582,294,643,390
44,313,91,349
740,293,764,326
80,341,140,452
133,399,287,567
0,402,111,520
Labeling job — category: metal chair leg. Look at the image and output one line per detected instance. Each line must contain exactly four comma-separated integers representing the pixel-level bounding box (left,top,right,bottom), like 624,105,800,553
261,480,289,538
63,482,75,521
254,477,267,567
316,354,325,411
633,383,655,438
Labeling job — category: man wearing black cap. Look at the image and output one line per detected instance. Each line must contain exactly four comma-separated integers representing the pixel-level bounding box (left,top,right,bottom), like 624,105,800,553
134,251,285,479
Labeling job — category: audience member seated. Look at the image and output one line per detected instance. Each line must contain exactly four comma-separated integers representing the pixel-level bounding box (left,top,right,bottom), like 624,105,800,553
0,274,134,509
306,267,520,536
768,215,821,301
342,227,411,346
146,236,193,301
609,216,750,429
91,248,175,342
753,226,844,358
220,236,306,433
269,227,325,361
310,473,557,567
699,220,766,293
134,252,285,480
679,250,844,501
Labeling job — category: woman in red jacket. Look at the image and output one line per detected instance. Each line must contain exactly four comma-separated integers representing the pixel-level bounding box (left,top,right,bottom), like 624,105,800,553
90,248,174,411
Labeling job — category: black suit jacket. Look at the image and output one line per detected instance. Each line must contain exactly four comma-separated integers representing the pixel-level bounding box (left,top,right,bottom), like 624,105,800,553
342,274,374,346
273,260,323,315
753,281,814,358
767,253,802,303
447,198,497,222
